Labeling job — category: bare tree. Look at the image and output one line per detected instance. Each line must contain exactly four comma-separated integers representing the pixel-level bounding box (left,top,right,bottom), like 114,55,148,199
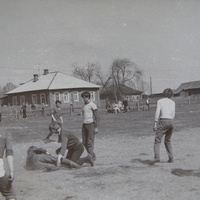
71,59,146,100
3,82,16,94
72,64,88,81
110,58,143,99
72,62,99,83
95,67,112,90
111,58,143,85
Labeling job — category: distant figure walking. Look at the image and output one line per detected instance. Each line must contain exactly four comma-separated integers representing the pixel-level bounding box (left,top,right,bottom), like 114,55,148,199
150,88,175,165
146,97,150,110
21,103,27,119
122,97,128,112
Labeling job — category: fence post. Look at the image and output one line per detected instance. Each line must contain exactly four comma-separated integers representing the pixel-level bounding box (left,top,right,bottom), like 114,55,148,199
188,96,191,105
137,102,140,111
70,103,74,115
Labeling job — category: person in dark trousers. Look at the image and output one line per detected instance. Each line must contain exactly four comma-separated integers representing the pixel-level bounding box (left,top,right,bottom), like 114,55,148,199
56,130,94,168
81,91,100,164
21,103,27,119
150,88,175,165
25,146,80,171
122,97,128,112
0,113,16,200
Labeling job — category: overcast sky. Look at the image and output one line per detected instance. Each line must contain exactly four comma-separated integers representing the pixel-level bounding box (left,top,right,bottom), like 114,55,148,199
0,0,200,93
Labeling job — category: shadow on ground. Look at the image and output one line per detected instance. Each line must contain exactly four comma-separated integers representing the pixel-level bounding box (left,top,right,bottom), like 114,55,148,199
131,158,170,166
131,159,152,165
171,168,200,178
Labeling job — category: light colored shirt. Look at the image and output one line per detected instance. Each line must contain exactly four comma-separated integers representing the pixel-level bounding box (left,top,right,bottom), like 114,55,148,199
0,127,13,177
0,159,5,177
155,98,175,122
82,101,97,124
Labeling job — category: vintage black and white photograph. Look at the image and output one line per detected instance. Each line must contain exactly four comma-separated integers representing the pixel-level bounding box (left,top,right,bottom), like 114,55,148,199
0,0,200,199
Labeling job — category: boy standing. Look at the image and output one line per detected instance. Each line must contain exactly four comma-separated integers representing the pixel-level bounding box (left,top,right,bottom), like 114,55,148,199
81,91,100,164
122,97,128,112
51,100,63,126
44,100,63,142
0,113,16,200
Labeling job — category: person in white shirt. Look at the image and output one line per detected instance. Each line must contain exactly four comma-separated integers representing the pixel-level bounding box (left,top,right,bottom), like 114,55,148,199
0,113,16,200
151,88,175,164
81,91,100,164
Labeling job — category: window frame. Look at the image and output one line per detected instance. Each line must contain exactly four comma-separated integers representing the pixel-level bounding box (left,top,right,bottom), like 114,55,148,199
12,96,18,106
20,95,25,105
54,92,60,101
73,91,79,102
32,94,37,104
90,91,95,101
40,93,46,104
63,92,70,103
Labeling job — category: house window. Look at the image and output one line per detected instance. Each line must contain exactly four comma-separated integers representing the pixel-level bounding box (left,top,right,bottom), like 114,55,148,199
73,91,79,102
132,95,140,101
54,92,60,101
90,91,95,101
12,96,18,106
20,95,25,105
40,93,46,104
63,92,70,103
32,94,37,104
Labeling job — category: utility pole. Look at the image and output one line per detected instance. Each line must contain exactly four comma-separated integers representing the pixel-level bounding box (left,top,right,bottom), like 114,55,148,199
150,76,152,95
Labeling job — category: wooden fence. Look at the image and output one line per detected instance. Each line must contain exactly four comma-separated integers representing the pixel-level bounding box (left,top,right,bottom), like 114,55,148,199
1,94,200,118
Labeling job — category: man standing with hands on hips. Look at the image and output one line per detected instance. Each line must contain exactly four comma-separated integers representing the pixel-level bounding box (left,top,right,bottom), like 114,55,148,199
151,88,175,165
81,91,100,165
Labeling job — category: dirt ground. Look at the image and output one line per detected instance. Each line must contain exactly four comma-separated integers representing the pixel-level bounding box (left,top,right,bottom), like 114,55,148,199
1,105,200,200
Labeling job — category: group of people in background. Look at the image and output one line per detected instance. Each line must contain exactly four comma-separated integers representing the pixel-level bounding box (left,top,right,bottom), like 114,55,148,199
106,97,129,114
106,96,152,113
20,103,46,119
0,88,176,200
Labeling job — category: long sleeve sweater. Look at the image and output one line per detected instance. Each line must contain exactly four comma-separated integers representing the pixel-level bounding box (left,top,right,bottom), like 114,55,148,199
155,98,175,122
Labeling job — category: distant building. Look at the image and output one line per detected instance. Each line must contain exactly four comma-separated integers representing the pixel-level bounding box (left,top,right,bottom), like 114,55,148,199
5,69,101,108
174,80,200,97
100,84,143,101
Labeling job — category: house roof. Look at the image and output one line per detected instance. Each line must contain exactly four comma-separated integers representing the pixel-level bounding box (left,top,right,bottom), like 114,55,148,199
175,80,200,94
6,71,101,95
101,84,143,95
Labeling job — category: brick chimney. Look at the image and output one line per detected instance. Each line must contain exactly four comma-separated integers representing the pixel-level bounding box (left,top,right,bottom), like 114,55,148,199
33,74,39,82
43,69,49,75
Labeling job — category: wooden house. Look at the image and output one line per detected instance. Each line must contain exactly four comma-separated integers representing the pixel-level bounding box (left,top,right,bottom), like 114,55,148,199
5,69,101,108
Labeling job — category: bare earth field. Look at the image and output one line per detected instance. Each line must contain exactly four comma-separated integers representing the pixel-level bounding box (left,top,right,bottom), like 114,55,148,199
1,104,200,200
